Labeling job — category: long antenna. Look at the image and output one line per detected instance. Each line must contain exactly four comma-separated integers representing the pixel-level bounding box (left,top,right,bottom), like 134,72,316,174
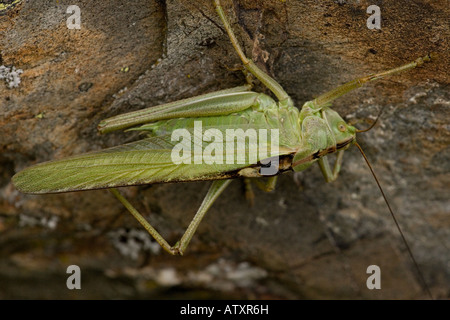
355,106,385,133
354,142,433,299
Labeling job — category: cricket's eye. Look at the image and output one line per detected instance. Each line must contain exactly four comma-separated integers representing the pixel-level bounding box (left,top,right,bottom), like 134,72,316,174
337,122,347,132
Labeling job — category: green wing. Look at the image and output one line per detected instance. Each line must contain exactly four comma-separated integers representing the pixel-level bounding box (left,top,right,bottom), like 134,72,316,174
12,134,249,194
12,123,293,194
12,93,301,194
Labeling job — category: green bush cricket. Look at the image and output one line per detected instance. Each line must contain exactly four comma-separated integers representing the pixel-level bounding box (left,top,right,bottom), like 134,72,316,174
11,0,434,297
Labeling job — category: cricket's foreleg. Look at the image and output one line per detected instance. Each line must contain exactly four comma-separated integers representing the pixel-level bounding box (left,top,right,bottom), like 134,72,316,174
318,151,345,183
109,180,231,255
243,176,278,206
313,54,434,108
213,0,292,105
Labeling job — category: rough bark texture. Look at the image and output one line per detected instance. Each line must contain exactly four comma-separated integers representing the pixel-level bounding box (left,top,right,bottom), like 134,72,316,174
0,0,448,299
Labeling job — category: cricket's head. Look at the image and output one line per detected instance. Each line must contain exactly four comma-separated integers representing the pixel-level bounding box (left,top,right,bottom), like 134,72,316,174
322,107,357,150
292,106,356,172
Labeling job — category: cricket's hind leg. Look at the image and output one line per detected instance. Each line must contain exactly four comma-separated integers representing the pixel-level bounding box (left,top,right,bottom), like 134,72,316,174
110,179,231,255
213,0,293,106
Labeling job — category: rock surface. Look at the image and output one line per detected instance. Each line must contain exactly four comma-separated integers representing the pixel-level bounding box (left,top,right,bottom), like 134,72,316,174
0,0,448,299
